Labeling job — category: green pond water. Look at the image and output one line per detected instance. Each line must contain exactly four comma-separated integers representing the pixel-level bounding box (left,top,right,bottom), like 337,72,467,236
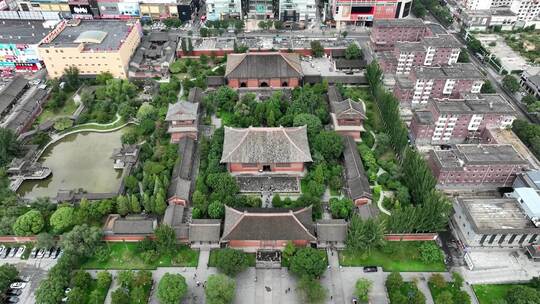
18,130,126,199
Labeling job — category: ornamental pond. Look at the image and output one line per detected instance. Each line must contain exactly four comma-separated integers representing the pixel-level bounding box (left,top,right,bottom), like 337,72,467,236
17,129,126,200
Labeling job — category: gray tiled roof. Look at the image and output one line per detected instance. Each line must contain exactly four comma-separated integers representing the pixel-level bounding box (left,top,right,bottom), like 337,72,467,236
163,205,189,239
168,137,196,201
316,219,347,242
327,86,343,104
343,136,372,200
225,52,303,78
0,76,28,116
112,216,155,234
221,126,312,164
189,219,222,242
374,18,425,28
188,87,204,104
221,206,316,241
331,99,366,118
357,204,380,220
335,59,366,69
165,101,199,121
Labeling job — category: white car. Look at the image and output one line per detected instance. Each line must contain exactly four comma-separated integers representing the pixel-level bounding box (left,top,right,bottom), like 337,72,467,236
9,247,18,258
15,246,25,258
9,282,27,289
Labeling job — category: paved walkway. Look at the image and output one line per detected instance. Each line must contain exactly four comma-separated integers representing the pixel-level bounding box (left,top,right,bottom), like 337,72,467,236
327,248,345,303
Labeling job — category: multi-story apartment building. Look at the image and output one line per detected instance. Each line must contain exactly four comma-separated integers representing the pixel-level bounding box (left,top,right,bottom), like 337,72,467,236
278,0,316,21
410,94,516,145
242,0,275,19
97,0,141,19
510,0,540,23
491,0,514,6
330,0,413,29
370,18,426,51
428,144,529,188
393,63,485,106
17,0,72,16
206,0,241,20
460,8,517,31
463,0,493,10
38,19,141,79
0,20,55,75
379,34,461,74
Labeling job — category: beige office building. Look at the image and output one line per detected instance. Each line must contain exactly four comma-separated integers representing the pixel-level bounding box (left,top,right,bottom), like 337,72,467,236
38,19,142,79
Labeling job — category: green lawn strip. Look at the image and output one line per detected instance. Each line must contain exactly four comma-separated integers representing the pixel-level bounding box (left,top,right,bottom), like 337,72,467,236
339,241,446,272
207,249,256,267
472,284,531,304
37,98,78,124
82,243,199,270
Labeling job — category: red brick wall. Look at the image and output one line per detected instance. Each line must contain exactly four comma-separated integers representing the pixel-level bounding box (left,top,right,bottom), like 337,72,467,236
228,162,304,174
227,77,301,89
384,233,438,241
354,197,369,206
228,239,310,249
171,131,197,143
337,130,361,141
167,197,187,206
374,4,397,19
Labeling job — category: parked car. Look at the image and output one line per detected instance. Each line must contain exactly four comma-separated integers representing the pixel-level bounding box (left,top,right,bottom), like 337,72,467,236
7,289,22,296
15,246,25,258
363,266,378,273
1,248,11,259
352,297,358,304
53,248,61,259
9,247,18,258
36,249,45,259
7,296,19,303
45,248,54,258
0,245,5,256
30,247,38,259
9,282,26,289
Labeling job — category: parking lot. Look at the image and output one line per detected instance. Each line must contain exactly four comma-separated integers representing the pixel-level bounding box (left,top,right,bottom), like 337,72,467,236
0,246,60,304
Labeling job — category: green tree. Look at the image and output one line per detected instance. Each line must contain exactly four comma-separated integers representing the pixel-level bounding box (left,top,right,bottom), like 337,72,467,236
63,66,80,91
205,274,236,304
214,249,250,276
436,291,453,304
136,103,156,120
290,248,327,279
522,94,538,105
53,117,73,131
157,273,188,304
297,277,327,304
116,195,130,216
293,114,322,138
154,224,176,254
345,43,363,60
452,272,464,288
36,232,56,249
502,75,520,93
310,41,324,58
50,207,75,234
346,215,386,253
457,48,470,62
0,127,21,167
329,198,354,219
130,195,141,214
481,79,496,93
313,131,344,162
355,278,372,303
35,279,65,304
412,1,426,18
154,192,167,215
111,288,130,304
71,270,92,290
208,201,225,219
60,224,102,258
0,264,18,294
429,273,446,289
506,285,540,304
13,210,44,236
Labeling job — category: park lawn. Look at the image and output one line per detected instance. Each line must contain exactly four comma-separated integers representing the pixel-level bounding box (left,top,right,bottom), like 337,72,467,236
207,249,256,267
36,98,78,124
82,243,199,270
472,284,528,304
339,241,446,272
